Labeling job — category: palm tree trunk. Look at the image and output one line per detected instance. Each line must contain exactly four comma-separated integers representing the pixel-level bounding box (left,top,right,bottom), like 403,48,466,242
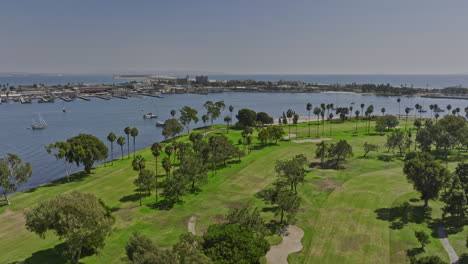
155,157,158,202
127,135,130,159
111,143,114,165
308,111,311,138
133,137,136,158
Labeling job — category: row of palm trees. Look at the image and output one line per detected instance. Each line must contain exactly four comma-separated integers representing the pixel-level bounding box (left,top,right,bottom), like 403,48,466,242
106,126,139,164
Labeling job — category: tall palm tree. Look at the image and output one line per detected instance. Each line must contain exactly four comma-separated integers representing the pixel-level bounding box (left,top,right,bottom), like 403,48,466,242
415,103,421,118
435,113,440,121
293,114,299,138
313,107,321,137
170,109,176,118
229,105,234,120
151,143,162,202
366,105,374,135
224,116,232,133
132,155,146,206
107,132,116,165
306,103,312,138
117,136,125,160
446,104,452,114
405,107,411,128
320,104,326,134
429,104,435,119
360,103,365,121
381,107,386,116
328,113,333,136
455,107,460,116
162,157,171,179
124,126,131,158
354,110,360,132
397,98,401,119
286,109,294,139
165,145,173,169
202,114,209,134
131,127,139,158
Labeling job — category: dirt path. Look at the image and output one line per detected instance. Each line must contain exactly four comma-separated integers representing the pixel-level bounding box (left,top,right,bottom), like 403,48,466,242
283,134,296,140
292,137,332,143
437,226,459,264
266,225,304,264
188,216,197,235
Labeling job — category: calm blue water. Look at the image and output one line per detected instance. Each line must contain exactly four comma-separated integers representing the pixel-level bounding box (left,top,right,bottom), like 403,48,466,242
0,92,466,191
1,74,468,88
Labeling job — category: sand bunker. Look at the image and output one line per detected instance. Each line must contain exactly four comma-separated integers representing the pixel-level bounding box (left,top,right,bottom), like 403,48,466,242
292,137,332,143
188,216,197,235
266,225,304,264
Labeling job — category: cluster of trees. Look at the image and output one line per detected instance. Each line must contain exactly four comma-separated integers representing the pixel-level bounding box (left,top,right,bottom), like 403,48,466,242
0,153,32,205
257,125,285,145
375,115,399,134
386,130,412,157
257,155,306,224
403,152,467,217
125,203,270,264
415,116,468,158
128,132,245,207
106,127,139,163
315,140,353,167
236,108,274,127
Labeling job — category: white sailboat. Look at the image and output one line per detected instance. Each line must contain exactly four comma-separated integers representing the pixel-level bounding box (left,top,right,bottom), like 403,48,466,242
31,114,47,129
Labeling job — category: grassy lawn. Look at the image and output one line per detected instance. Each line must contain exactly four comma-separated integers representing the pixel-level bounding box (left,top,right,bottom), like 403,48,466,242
0,119,466,264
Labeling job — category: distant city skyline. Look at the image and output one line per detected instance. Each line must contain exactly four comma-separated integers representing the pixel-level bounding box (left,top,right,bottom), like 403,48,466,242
1,0,468,75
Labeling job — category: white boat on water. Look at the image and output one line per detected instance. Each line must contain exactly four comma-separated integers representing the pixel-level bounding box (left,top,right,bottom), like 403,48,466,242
143,113,158,119
31,114,47,129
155,121,164,127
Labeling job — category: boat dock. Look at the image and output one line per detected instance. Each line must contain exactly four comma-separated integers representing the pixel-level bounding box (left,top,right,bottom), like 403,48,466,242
142,93,163,98
20,97,32,104
78,96,91,101
112,95,128,99
60,97,72,102
95,95,111,100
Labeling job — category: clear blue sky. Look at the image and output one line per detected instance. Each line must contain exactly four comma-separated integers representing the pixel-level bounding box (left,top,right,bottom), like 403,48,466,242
1,0,467,74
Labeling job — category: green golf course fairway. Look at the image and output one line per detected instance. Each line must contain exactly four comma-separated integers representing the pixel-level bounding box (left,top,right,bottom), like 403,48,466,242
0,120,466,263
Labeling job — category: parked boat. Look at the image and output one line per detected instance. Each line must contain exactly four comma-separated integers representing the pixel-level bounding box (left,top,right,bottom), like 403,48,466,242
31,114,47,129
155,121,164,127
418,109,427,113
143,113,158,119
434,108,445,113
62,107,67,113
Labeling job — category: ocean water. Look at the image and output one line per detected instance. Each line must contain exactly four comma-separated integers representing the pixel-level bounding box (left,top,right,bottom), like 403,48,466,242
0,92,466,191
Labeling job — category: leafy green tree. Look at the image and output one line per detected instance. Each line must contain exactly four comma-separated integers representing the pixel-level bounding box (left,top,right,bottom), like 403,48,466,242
268,125,285,144
375,116,387,135
256,112,273,126
173,233,213,264
403,152,451,207
151,142,163,202
125,232,177,264
315,141,328,167
131,127,139,158
386,130,412,156
179,106,199,133
107,132,116,165
25,191,114,264
328,140,353,166
0,153,32,205
162,170,188,205
409,255,446,264
170,109,177,118
202,223,269,264
117,136,126,160
405,107,411,128
275,154,308,193
178,152,208,190
306,102,312,137
204,101,225,125
226,202,266,235
134,169,154,206
258,185,301,224
236,108,257,127
414,231,430,250
125,126,132,158
202,114,209,133
132,155,146,173
162,119,184,140
67,134,108,174
363,142,379,158
441,176,467,218
46,142,73,182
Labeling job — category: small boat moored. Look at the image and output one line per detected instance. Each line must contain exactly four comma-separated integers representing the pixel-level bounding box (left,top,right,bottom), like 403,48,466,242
143,113,158,119
31,114,47,129
155,121,164,127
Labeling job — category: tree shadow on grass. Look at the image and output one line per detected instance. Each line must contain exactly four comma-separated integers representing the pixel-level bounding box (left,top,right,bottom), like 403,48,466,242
119,191,150,203
406,247,424,258
148,199,175,211
11,243,94,264
375,201,432,230
428,215,466,237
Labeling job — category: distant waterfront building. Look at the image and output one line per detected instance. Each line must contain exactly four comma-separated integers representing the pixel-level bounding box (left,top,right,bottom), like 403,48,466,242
176,75,190,85
195,75,209,84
